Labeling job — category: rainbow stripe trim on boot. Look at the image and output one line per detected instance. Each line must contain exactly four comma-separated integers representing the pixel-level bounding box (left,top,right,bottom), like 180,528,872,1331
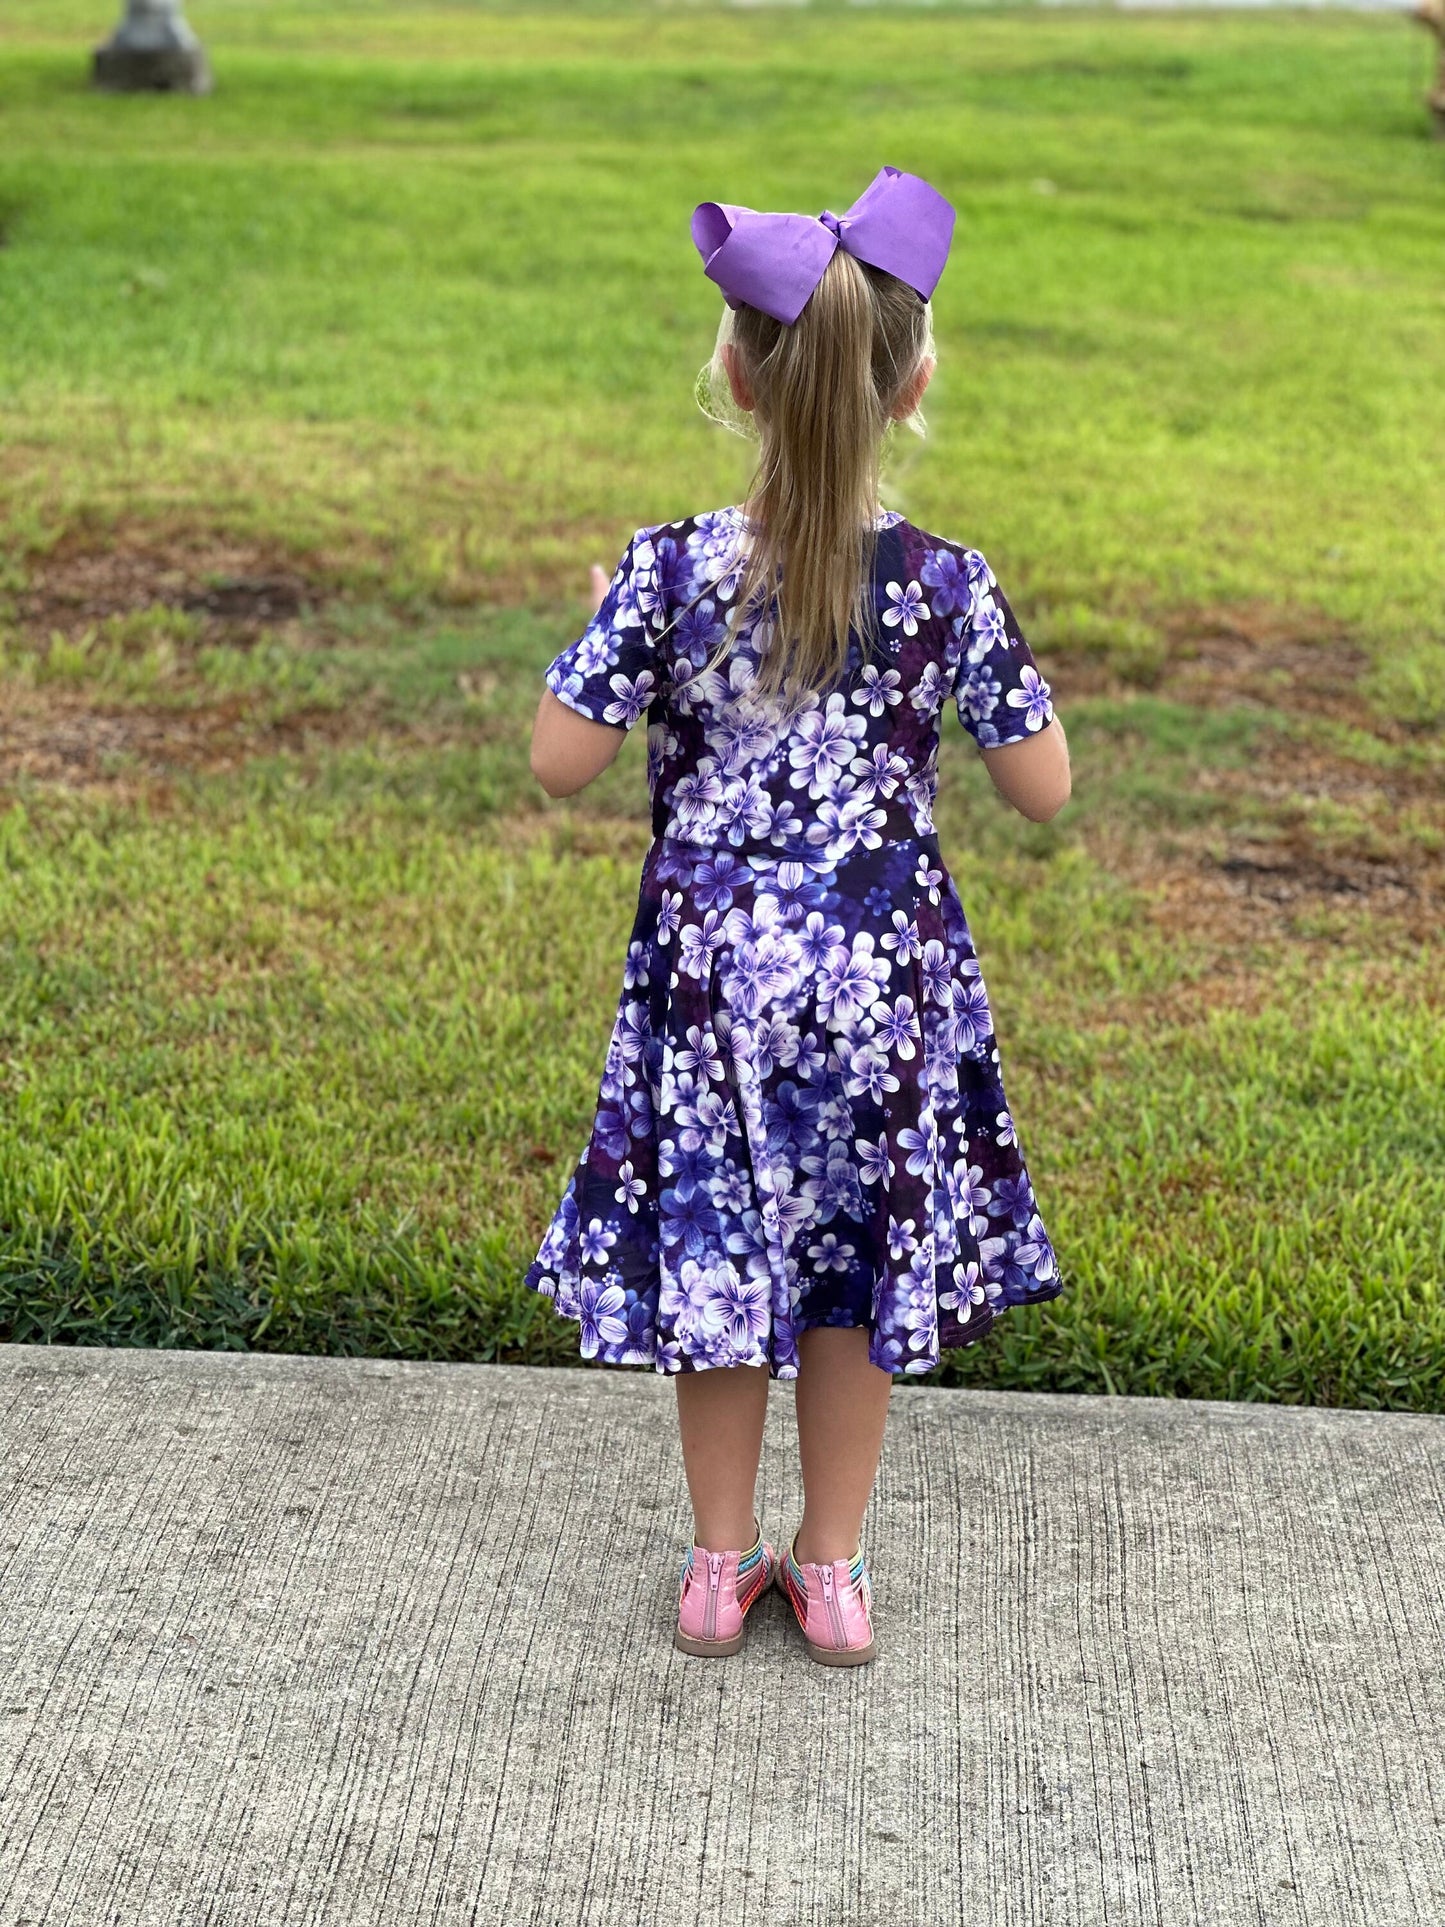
675,1525,776,1658
778,1541,877,1667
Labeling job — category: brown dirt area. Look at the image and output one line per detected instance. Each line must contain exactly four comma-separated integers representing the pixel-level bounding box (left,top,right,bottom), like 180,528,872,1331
7,533,324,645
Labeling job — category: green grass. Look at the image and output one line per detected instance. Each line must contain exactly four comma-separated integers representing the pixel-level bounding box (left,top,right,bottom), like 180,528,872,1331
1,4,1443,1406
3,7,1443,635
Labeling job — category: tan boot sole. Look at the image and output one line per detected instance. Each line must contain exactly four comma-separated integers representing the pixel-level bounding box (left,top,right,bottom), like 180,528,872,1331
674,1626,746,1657
804,1637,877,1666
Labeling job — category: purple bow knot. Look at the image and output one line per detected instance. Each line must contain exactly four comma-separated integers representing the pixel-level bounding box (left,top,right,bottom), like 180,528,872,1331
691,166,956,328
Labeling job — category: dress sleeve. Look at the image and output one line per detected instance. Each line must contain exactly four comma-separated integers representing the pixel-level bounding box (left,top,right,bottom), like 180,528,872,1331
543,528,666,732
950,551,1055,749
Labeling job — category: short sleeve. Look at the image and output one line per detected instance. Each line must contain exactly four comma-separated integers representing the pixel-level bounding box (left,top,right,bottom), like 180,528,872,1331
543,529,666,732
950,552,1055,749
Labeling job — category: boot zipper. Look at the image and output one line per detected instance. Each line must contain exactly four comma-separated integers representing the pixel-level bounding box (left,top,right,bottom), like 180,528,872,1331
820,1563,847,1647
704,1551,723,1642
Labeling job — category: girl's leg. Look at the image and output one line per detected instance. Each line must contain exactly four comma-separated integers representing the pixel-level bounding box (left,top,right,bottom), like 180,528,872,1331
674,1362,771,1550
792,1327,892,1565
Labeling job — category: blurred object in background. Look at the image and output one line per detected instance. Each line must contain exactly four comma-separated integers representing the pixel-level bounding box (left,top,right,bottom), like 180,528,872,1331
93,0,212,96
1417,0,1445,136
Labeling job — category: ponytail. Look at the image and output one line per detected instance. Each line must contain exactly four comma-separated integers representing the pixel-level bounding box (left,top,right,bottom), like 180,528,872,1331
696,252,934,716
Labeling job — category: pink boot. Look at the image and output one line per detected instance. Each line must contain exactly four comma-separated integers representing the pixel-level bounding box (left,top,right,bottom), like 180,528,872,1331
674,1523,776,1657
777,1538,877,1666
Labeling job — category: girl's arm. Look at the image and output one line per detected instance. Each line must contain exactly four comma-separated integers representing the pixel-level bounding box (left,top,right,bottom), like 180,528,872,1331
530,690,629,797
530,565,628,798
979,715,1071,823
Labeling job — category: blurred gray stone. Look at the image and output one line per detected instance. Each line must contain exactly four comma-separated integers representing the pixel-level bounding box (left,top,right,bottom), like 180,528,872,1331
0,1343,1441,1925
93,0,211,95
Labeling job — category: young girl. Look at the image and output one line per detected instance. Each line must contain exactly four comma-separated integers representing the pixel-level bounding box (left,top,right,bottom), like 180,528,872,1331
525,166,1070,1668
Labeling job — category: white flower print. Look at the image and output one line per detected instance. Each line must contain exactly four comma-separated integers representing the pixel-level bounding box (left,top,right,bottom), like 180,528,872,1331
699,1262,771,1351
602,668,655,730
614,1161,649,1214
920,939,953,1007
874,995,921,1060
818,932,890,1025
914,854,943,902
656,890,683,945
1005,664,1054,733
852,663,904,716
882,580,930,636
887,1216,918,1261
578,1217,618,1266
576,1276,629,1358
857,1135,894,1188
806,1231,856,1273
796,910,848,974
850,741,909,800
896,1112,939,1178
788,693,868,798
881,911,923,963
675,1022,726,1082
839,1036,899,1105
677,909,727,982
909,660,949,714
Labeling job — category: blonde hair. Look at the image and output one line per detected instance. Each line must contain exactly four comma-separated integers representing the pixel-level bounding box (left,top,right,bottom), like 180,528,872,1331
695,250,935,717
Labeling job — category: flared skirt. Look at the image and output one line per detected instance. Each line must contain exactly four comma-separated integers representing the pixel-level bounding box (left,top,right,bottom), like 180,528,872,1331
522,829,1063,1378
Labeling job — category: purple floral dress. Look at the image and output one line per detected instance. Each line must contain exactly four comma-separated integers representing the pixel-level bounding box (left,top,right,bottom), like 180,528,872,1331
524,505,1063,1378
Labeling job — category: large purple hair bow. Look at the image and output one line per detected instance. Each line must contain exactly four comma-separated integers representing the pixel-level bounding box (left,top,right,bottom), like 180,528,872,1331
691,165,956,327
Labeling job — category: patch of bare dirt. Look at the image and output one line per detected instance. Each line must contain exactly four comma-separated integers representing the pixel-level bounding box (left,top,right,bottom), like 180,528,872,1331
0,689,390,790
7,536,324,648
1052,603,1387,729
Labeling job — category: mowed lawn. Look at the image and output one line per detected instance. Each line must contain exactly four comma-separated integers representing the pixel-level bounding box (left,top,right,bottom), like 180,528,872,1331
0,3,1442,1406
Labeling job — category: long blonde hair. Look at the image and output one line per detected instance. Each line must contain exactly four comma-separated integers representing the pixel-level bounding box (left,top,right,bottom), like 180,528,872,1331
695,250,935,716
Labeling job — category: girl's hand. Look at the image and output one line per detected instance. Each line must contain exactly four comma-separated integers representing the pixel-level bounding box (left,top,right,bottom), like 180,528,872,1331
590,564,609,616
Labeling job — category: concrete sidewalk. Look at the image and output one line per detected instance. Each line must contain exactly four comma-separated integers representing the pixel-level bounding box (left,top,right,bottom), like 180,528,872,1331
0,1345,1440,1927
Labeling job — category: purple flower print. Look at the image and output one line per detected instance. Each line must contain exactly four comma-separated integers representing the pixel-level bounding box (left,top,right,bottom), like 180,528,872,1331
660,1177,721,1258
677,909,727,981
818,933,890,1024
796,910,848,973
788,696,867,795
652,890,683,947
966,596,1008,662
675,597,724,662
693,852,749,913
988,1175,1036,1229
959,666,1002,725
920,547,968,618
851,741,909,801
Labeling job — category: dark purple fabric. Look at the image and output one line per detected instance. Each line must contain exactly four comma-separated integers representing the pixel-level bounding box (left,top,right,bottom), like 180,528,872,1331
525,505,1063,1378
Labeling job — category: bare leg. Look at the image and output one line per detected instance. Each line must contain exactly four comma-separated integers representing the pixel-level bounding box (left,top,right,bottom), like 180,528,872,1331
674,1363,770,1550
792,1327,892,1565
